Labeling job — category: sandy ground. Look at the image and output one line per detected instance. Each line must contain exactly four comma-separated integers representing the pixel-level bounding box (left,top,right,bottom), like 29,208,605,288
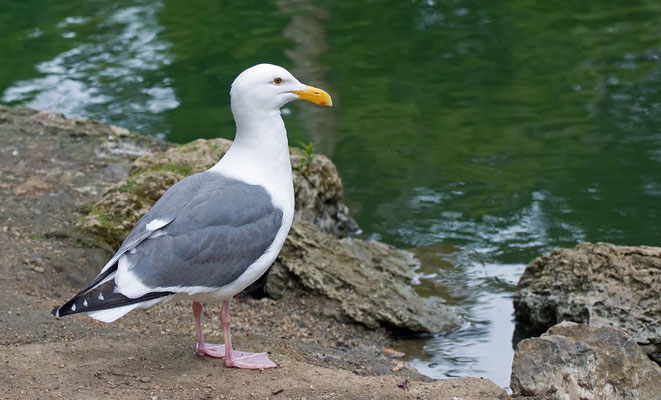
0,106,508,399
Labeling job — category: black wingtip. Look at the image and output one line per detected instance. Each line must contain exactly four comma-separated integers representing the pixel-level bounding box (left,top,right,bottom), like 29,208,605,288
51,296,80,318
53,281,173,320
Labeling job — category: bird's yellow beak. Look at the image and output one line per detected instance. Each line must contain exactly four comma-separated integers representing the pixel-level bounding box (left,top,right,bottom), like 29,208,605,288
291,85,333,107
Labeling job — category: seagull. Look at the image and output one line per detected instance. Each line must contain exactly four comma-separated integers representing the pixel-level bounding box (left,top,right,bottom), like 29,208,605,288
52,64,332,369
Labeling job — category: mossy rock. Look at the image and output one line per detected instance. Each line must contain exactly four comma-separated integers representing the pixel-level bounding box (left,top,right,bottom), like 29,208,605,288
79,138,356,249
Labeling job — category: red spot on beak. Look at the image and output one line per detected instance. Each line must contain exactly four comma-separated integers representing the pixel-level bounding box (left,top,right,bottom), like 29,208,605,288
319,101,326,106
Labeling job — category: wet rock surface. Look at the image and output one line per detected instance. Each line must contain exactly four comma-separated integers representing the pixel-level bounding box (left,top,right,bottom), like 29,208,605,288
513,242,661,363
510,321,661,399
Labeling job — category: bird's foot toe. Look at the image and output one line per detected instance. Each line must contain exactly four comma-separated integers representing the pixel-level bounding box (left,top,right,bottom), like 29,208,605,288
195,343,225,358
225,351,278,369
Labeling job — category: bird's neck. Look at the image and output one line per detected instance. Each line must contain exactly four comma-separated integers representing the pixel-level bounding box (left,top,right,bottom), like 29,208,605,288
210,110,294,211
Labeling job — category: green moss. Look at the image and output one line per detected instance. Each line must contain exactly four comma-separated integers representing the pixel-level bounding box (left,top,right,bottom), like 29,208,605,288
116,178,136,193
84,207,131,249
131,163,194,178
180,142,200,153
67,235,99,249
29,234,46,241
77,201,95,213
90,208,125,229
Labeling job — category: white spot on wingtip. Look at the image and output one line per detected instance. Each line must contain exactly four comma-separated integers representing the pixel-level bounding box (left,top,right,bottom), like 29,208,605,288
98,293,104,300
83,299,88,307
71,303,76,311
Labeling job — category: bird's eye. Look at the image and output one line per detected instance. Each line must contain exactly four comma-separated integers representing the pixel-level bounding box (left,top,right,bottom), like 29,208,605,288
273,77,283,85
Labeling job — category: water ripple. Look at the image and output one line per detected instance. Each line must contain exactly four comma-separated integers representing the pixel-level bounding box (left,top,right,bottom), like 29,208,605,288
2,1,178,135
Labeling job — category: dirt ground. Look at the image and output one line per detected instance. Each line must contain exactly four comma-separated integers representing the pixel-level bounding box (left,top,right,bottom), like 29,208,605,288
0,106,508,399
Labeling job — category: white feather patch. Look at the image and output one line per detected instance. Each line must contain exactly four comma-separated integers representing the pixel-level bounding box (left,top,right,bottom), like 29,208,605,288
86,297,168,323
149,230,167,239
146,218,169,231
86,303,141,323
116,255,151,298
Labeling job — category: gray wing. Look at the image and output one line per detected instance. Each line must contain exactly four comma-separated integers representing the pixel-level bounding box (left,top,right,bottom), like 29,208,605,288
77,173,204,294
117,171,283,290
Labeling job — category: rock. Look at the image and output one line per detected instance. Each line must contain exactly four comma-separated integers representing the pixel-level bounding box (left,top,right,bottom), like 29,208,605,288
80,138,357,248
29,109,146,141
267,219,459,333
289,148,359,237
511,321,661,399
134,138,359,237
12,176,53,197
78,137,453,333
513,242,661,363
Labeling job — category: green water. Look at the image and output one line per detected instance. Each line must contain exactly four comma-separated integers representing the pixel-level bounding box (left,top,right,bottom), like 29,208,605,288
2,0,661,388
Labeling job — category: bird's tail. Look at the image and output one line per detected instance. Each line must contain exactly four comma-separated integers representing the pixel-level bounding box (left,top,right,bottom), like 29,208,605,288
51,272,171,323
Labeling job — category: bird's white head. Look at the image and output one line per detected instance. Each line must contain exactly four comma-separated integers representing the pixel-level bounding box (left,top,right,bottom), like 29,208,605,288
230,64,332,115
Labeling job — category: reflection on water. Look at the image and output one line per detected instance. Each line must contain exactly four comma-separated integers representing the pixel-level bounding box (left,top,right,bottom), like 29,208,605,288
398,190,585,388
406,243,526,388
2,1,178,136
2,0,661,388
277,0,338,156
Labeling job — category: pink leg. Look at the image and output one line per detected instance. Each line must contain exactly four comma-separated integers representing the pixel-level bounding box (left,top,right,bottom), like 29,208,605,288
221,299,277,369
192,301,225,358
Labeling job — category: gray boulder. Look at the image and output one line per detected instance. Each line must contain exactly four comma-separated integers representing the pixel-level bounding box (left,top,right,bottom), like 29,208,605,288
511,322,661,399
267,219,459,333
513,242,661,363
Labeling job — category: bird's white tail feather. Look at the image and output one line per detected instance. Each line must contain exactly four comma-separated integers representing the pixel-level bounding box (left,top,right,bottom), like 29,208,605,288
87,303,142,323
87,297,167,323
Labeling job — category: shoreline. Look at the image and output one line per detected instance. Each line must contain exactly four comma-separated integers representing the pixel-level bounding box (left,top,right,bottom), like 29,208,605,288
3,105,659,399
0,105,507,399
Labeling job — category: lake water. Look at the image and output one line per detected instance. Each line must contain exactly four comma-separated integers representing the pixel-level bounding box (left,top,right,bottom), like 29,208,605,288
2,0,661,388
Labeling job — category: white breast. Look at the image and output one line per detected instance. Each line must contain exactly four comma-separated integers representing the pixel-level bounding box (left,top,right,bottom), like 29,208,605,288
199,113,295,301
